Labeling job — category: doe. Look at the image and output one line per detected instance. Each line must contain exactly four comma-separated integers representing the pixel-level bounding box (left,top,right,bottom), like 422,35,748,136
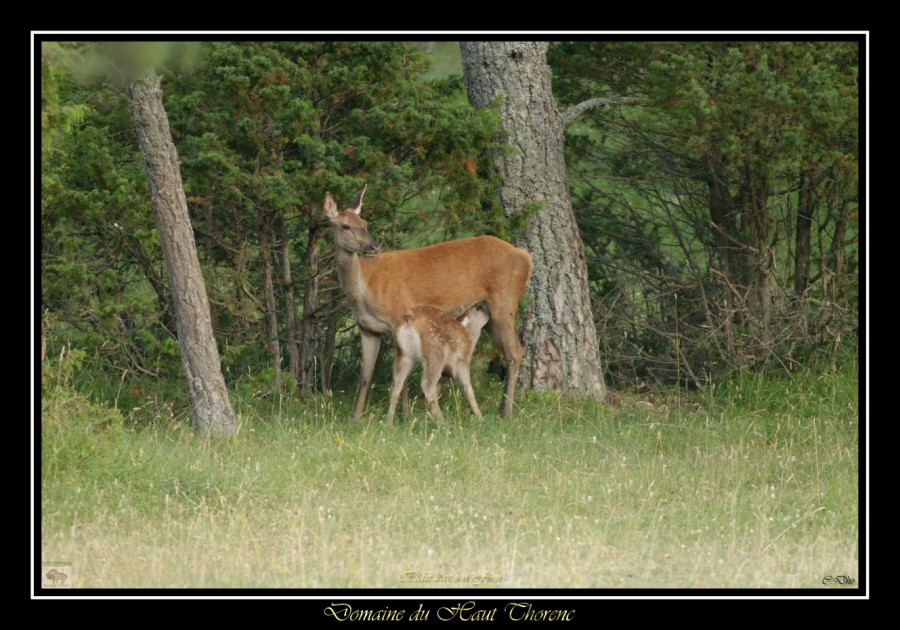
324,185,532,419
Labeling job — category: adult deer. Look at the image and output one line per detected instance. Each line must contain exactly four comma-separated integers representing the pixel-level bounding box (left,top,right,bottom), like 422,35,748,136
324,185,532,419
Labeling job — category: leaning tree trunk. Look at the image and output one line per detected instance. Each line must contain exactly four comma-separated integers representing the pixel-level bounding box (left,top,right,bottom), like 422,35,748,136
460,41,606,400
127,71,236,437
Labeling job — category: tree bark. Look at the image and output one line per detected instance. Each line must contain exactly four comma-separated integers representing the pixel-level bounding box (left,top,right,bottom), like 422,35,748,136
705,156,738,285
825,193,853,303
460,41,606,400
258,214,282,388
794,165,816,296
280,216,301,388
127,71,236,437
298,221,324,393
319,310,338,393
741,166,773,336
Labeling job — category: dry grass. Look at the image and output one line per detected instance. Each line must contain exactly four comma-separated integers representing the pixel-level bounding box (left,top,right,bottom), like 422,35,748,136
40,365,859,589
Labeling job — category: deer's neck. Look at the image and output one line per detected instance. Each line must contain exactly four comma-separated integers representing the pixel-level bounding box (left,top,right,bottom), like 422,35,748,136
464,331,478,362
335,248,366,305
335,248,391,334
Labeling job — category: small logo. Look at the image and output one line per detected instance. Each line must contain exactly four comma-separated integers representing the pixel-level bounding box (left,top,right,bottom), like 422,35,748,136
42,563,72,589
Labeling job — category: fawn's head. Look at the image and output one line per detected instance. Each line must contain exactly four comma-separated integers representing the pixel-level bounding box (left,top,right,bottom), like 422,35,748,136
460,303,491,339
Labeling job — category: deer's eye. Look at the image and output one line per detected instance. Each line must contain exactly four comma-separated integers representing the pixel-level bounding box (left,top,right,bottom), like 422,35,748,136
342,224,351,230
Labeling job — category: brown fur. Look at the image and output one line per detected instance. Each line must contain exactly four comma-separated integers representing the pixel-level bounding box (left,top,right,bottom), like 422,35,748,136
386,305,490,425
325,186,533,419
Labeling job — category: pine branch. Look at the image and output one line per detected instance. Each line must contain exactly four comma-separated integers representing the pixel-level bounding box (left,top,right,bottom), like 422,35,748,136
560,96,650,128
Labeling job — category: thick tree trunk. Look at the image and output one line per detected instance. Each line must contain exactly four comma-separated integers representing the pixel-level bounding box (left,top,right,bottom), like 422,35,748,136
127,71,236,437
298,222,324,393
258,217,282,387
460,41,606,400
280,216,301,388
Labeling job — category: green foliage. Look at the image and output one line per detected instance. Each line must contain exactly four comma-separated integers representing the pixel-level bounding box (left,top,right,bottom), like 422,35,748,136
642,42,858,179
41,40,860,409
41,41,507,399
42,389,126,477
166,41,504,239
41,341,87,395
42,342,126,478
41,44,91,155
38,42,860,588
549,41,859,386
41,48,179,381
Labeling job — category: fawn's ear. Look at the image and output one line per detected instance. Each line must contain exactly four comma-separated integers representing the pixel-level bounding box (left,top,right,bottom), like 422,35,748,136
324,192,339,220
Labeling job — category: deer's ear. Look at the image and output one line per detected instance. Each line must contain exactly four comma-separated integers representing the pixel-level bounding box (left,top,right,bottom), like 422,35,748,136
324,192,339,220
349,183,367,216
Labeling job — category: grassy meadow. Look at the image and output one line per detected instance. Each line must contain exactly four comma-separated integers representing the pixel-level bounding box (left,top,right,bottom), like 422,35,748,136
39,351,860,590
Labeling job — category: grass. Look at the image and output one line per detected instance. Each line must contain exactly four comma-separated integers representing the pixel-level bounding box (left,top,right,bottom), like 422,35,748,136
39,357,859,589
411,42,463,81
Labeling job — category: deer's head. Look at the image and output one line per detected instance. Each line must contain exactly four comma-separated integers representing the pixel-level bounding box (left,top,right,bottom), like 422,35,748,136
460,303,491,340
324,184,380,255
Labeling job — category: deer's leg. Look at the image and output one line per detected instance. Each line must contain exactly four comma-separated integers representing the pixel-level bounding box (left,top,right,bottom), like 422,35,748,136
387,349,412,427
352,330,381,420
457,365,482,419
421,363,445,424
400,382,410,417
486,313,525,419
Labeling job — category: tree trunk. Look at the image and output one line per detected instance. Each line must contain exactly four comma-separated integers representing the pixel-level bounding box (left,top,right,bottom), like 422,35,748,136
203,197,220,337
826,193,853,303
258,215,282,388
740,166,773,348
127,71,236,437
705,156,738,285
704,160,738,354
280,216,301,388
794,165,816,296
320,310,338,393
460,41,606,400
298,221,324,393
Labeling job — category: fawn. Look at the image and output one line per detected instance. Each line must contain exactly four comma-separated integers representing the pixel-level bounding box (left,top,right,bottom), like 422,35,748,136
386,304,490,425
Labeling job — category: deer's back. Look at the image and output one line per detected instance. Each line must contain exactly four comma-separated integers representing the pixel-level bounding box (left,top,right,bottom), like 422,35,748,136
360,236,531,323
